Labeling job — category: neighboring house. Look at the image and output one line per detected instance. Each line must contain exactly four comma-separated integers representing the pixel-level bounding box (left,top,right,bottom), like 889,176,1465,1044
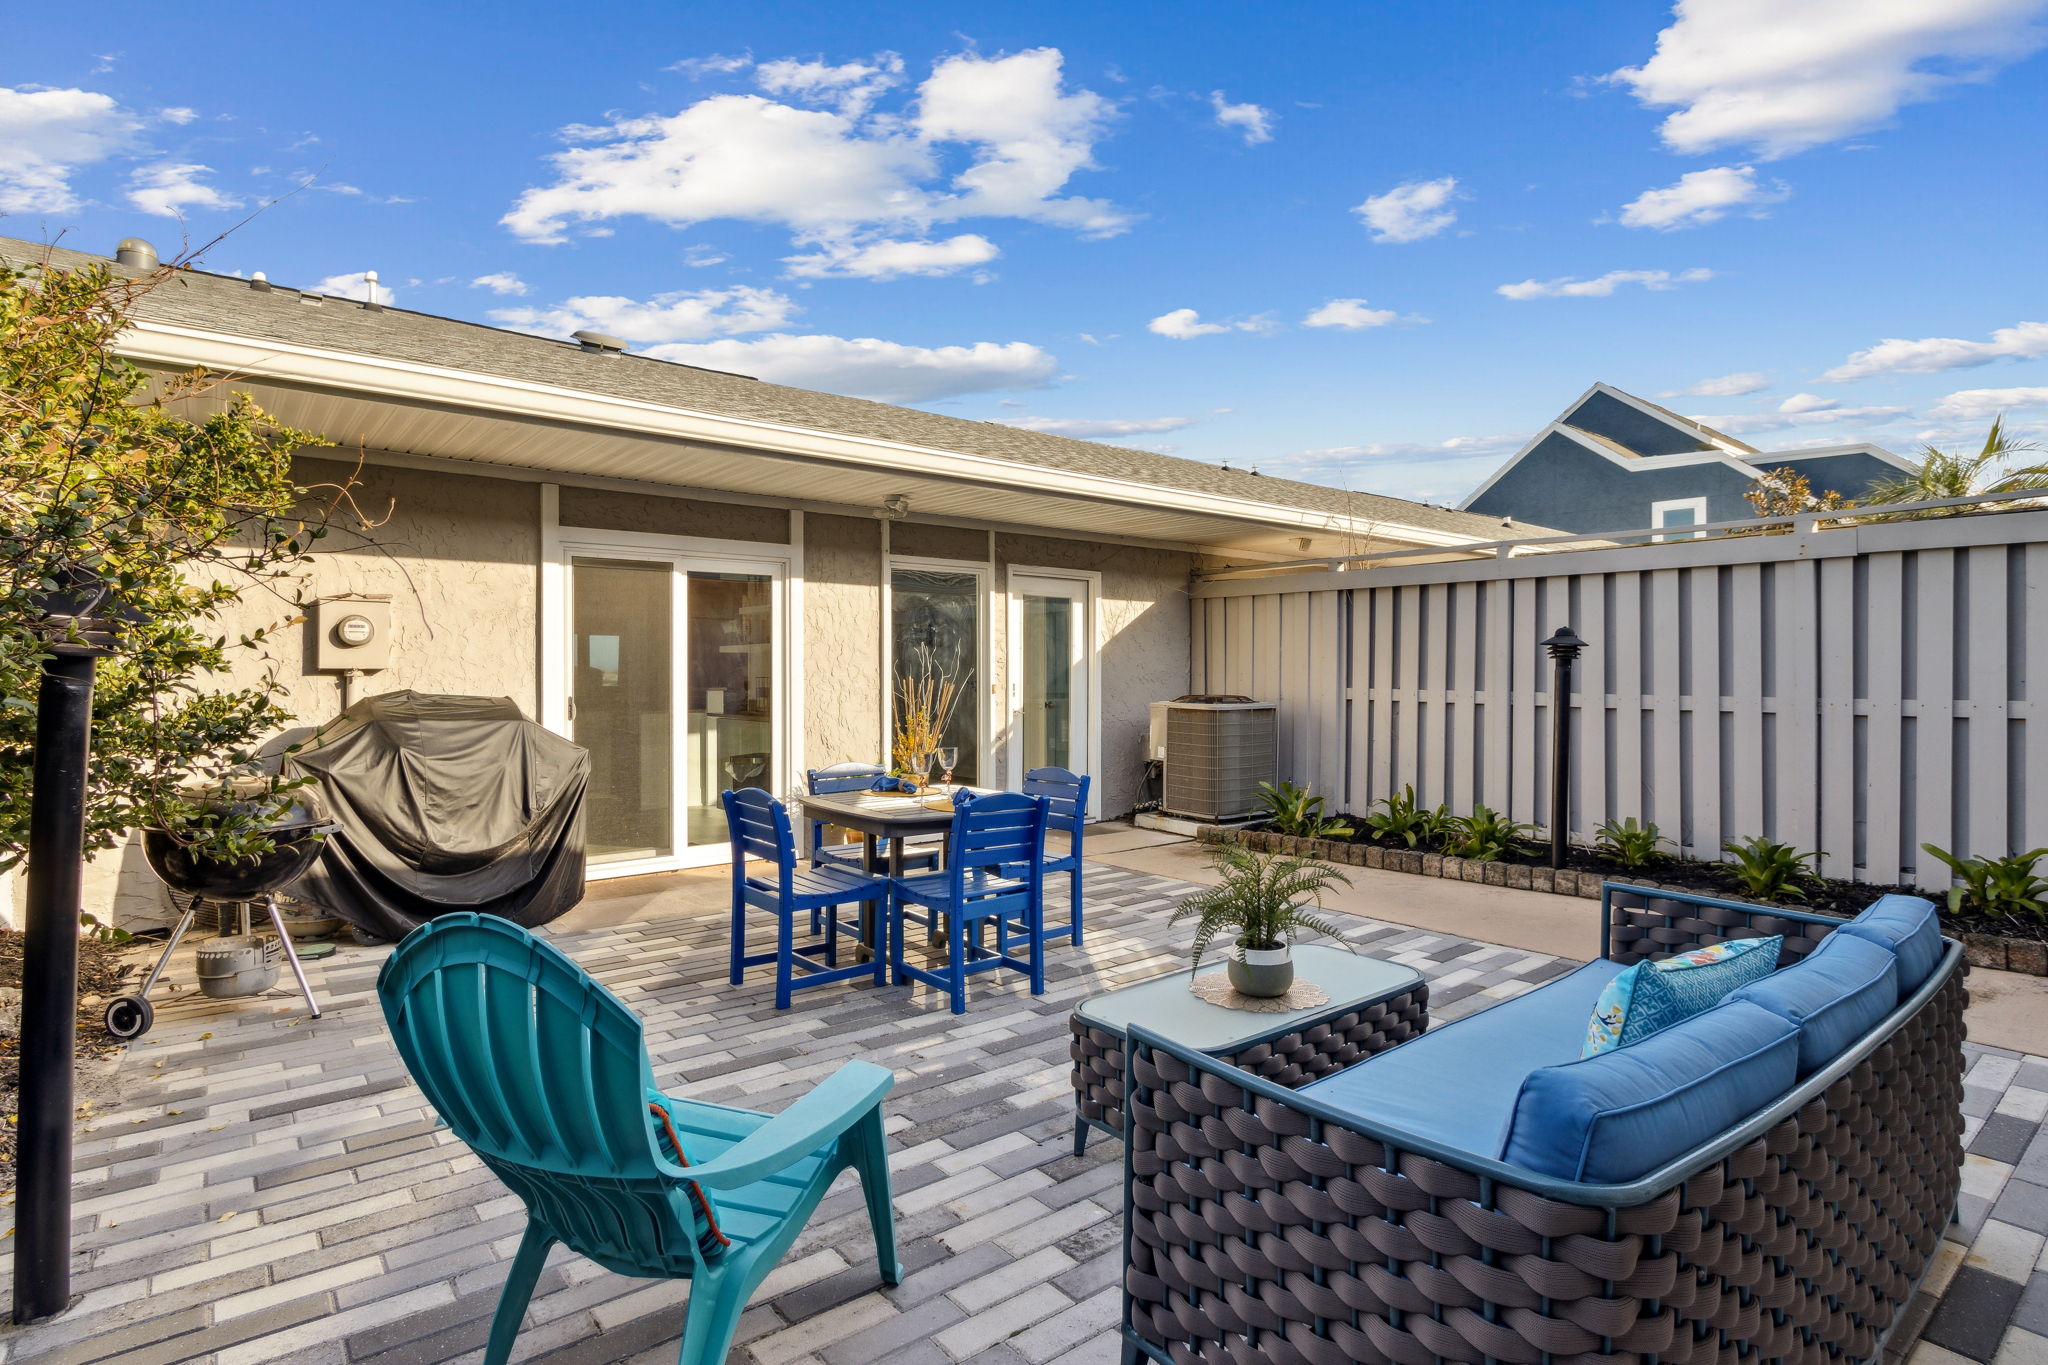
7,235,1522,909
1460,383,1912,536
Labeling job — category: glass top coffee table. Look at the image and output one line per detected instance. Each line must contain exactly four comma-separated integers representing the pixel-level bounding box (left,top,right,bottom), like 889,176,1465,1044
1068,944,1429,1153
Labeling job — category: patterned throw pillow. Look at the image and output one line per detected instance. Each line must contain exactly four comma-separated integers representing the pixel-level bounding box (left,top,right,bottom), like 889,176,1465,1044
1584,936,1784,1057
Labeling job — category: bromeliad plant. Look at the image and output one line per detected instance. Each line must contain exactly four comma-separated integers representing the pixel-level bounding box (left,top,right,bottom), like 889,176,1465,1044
1721,835,1823,903
1595,817,1667,870
1921,844,2048,921
1255,780,1354,840
1440,804,1537,862
1364,785,1449,848
1169,843,1354,968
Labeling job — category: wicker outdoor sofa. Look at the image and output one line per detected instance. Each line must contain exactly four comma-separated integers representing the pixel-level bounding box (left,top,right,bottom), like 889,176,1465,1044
1120,883,1967,1365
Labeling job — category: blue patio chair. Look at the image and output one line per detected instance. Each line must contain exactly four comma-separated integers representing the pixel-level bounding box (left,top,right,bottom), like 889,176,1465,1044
376,913,901,1365
889,791,1048,1015
804,763,943,873
1020,767,1091,947
724,787,890,1009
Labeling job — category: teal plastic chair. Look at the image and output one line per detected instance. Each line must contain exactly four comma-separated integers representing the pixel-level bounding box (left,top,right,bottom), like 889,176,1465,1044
377,914,901,1365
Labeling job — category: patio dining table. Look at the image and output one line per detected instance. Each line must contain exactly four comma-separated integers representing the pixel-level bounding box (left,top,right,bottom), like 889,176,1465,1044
797,786,998,960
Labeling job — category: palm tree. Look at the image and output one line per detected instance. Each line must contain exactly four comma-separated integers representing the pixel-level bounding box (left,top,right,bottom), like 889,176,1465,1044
1861,417,2048,516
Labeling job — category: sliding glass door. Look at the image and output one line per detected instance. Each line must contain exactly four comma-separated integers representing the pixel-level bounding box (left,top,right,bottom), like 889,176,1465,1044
563,538,786,875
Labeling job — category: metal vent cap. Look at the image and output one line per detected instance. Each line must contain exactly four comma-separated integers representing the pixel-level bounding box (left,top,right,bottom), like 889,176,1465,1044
571,330,628,353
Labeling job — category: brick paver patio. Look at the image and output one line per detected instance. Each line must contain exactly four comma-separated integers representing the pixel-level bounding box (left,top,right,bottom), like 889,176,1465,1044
1,859,2043,1364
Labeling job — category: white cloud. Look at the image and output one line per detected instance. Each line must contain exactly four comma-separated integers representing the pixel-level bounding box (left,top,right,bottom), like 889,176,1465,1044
470,272,530,296
1617,165,1789,230
755,53,904,115
1265,430,1532,493
314,271,395,305
1664,371,1770,397
1779,392,1838,413
125,161,243,218
504,47,1130,269
0,85,141,213
1209,91,1274,144
1147,307,1275,339
1609,0,2048,158
492,285,799,342
1353,176,1462,243
683,244,728,267
1302,298,1400,330
999,415,1197,437
641,333,1058,402
1688,403,1908,434
158,106,198,125
1497,267,1714,299
1927,385,2048,420
782,232,998,280
668,53,753,78
1820,319,2048,380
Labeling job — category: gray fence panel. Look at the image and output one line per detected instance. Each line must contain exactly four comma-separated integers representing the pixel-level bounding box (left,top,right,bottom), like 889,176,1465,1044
1192,513,2048,890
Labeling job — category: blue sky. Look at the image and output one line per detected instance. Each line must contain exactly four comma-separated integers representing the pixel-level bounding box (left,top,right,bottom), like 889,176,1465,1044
4,1,2045,503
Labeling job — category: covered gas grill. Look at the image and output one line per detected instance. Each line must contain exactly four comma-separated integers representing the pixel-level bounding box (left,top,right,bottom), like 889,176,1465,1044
284,691,588,941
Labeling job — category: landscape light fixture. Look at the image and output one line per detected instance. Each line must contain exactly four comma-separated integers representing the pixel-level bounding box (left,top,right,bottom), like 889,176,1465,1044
1540,625,1588,871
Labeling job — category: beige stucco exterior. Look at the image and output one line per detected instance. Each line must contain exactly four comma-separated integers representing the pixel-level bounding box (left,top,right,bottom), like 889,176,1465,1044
84,452,1196,926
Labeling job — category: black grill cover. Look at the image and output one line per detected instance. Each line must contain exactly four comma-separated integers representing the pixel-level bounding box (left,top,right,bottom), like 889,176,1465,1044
285,691,587,938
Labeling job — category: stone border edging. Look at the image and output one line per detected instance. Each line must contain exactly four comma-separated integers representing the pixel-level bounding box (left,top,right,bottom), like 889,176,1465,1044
1195,824,2048,977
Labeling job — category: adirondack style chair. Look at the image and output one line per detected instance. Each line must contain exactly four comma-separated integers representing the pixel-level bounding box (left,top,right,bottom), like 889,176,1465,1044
377,913,901,1365
889,790,1048,1014
1019,767,1091,947
724,787,891,1009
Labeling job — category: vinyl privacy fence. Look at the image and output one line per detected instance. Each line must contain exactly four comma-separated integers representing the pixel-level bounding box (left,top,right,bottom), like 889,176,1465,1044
1190,508,2048,890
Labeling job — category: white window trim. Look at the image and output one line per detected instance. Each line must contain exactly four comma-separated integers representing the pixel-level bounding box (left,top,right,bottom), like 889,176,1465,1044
1650,496,1709,542
1005,566,1103,819
884,554,994,788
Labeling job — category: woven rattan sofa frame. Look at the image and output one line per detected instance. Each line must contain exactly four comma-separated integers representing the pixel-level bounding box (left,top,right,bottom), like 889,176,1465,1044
1120,883,1967,1365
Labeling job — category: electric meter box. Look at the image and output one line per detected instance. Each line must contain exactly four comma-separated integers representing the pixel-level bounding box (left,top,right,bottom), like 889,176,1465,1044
313,595,393,672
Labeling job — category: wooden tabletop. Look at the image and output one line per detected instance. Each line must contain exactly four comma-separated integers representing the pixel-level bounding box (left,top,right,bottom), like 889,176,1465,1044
798,787,997,837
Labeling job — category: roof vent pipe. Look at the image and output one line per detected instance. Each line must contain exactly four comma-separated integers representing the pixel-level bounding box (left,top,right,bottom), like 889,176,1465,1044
572,330,627,354
114,238,159,270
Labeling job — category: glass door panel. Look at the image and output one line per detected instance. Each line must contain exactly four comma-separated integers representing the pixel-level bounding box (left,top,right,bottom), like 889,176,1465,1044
890,567,982,784
571,557,674,863
1021,593,1076,771
686,571,774,846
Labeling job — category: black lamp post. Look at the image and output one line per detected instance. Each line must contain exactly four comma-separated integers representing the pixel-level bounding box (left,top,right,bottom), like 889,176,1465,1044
1540,626,1588,871
14,579,120,1325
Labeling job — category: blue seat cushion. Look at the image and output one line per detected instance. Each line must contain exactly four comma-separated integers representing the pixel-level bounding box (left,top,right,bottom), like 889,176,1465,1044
1584,936,1781,1056
1835,894,1942,992
1500,1000,1798,1183
1299,958,1627,1159
1726,931,1898,1074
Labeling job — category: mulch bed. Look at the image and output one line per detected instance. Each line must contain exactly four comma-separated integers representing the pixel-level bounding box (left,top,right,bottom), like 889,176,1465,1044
0,928,136,1175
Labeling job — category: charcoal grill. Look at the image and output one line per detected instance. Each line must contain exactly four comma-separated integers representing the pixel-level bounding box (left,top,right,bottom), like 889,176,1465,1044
103,788,335,1039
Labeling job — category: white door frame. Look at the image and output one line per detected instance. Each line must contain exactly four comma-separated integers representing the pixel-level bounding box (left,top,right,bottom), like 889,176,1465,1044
542,520,799,879
884,554,994,787
1005,566,1102,819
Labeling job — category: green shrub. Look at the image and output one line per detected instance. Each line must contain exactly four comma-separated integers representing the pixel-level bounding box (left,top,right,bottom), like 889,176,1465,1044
1595,817,1666,870
1255,780,1354,840
1921,844,2048,920
1721,835,1823,902
1441,804,1537,862
1363,785,1448,848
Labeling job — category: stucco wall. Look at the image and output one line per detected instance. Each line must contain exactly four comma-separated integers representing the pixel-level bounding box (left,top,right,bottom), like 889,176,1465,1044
559,485,789,543
803,513,885,773
994,534,1194,816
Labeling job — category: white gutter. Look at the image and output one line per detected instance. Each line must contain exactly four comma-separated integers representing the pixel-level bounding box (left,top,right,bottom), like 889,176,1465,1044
120,319,1484,550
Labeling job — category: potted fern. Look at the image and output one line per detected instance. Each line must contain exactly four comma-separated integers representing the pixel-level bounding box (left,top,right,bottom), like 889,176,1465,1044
1168,844,1353,996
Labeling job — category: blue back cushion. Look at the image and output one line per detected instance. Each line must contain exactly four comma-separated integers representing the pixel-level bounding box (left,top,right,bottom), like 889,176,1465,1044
1500,1001,1798,1183
1726,931,1898,1075
1835,894,1942,992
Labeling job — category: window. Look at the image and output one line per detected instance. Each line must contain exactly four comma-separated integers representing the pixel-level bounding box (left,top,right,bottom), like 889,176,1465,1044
889,564,984,785
1650,496,1709,541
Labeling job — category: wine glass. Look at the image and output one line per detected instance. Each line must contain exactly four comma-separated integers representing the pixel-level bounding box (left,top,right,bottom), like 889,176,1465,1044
904,752,929,794
935,746,959,792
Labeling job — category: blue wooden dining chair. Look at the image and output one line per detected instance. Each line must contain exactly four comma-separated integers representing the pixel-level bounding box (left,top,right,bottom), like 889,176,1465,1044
1021,767,1091,947
724,787,890,1009
377,913,901,1365
804,764,942,874
888,791,1048,1015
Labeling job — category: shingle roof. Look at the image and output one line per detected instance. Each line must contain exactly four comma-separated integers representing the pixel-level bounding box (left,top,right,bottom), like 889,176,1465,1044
3,236,1526,540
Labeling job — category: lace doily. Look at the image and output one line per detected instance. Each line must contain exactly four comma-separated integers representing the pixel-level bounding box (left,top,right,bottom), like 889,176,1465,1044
1188,974,1331,1013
